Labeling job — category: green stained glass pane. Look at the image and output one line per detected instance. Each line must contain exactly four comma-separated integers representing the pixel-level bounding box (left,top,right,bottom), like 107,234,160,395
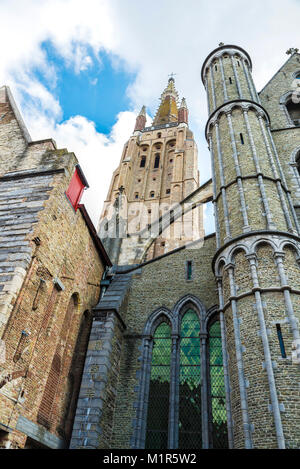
208,319,228,448
145,322,171,449
179,310,202,449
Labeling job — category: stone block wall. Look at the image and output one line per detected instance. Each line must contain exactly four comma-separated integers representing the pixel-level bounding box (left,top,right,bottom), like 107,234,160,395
0,89,108,448
110,235,218,448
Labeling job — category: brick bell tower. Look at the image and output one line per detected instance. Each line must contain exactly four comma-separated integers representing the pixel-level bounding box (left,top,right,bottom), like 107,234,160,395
99,77,203,265
202,44,300,448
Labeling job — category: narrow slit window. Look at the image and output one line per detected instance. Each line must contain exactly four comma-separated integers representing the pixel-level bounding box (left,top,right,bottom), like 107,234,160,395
229,77,232,84
276,324,286,358
215,65,217,71
154,154,160,169
186,261,193,280
140,156,146,168
240,133,244,145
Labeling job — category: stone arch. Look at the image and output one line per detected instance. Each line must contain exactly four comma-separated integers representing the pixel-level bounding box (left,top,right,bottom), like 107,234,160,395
228,243,249,265
63,308,93,443
166,138,176,148
173,294,206,335
290,146,300,165
143,306,173,336
279,239,300,258
204,304,219,331
173,293,206,317
230,246,252,295
255,241,280,289
206,101,270,139
215,257,226,276
282,244,300,290
279,91,300,126
279,91,293,105
251,238,277,255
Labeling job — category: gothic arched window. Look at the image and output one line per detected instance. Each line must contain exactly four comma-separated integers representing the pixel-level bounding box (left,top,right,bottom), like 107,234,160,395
208,318,228,449
134,300,229,450
154,154,160,169
286,99,300,126
179,310,202,449
145,322,171,449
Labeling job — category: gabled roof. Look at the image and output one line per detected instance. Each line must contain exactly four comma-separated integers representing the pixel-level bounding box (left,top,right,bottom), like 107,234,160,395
0,85,32,143
259,52,300,94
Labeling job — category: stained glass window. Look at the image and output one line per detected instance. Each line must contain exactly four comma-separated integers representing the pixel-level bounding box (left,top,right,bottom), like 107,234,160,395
208,320,228,448
179,310,202,449
145,322,171,449
142,310,228,449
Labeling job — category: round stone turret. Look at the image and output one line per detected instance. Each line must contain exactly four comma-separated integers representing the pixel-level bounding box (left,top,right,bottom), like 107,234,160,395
202,44,259,113
202,44,300,450
203,45,299,249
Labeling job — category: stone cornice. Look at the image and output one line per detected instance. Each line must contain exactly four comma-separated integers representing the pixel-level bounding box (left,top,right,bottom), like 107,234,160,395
0,168,65,181
201,44,252,84
205,99,270,140
217,286,300,315
212,229,300,272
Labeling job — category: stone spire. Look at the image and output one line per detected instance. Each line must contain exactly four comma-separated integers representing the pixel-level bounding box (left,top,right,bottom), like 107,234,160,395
134,105,146,132
152,77,179,126
178,97,188,125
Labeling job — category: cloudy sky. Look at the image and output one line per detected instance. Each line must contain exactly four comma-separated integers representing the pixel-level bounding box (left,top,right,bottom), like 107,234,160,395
1,0,299,232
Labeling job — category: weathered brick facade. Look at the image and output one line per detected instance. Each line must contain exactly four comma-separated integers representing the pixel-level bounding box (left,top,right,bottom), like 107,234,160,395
0,86,110,448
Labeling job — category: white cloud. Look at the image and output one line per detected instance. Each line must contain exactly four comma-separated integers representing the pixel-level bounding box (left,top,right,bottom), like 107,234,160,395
0,0,299,228
25,108,136,226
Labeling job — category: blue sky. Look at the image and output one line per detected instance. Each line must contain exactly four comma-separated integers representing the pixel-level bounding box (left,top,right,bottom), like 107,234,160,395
0,0,299,235
38,41,136,134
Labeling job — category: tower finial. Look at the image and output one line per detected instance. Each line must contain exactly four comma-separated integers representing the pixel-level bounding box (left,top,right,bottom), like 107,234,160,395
134,105,146,132
286,47,299,55
138,105,146,117
178,98,188,125
168,72,176,82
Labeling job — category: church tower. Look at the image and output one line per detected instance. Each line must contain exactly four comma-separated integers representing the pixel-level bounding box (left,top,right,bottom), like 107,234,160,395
99,77,203,265
203,44,300,448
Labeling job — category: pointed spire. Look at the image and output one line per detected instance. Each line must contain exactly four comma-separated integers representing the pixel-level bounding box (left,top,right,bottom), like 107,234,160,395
178,97,188,125
134,105,146,132
139,105,146,117
152,77,179,126
179,97,187,109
